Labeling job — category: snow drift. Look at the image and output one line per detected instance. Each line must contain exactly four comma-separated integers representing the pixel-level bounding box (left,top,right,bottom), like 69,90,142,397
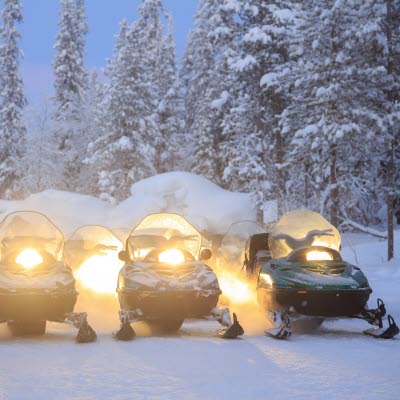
0,172,256,235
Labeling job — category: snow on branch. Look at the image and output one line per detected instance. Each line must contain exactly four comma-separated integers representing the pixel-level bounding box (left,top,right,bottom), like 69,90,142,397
340,213,388,239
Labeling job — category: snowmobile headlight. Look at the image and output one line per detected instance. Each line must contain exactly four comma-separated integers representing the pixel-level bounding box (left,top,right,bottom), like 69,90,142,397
306,250,333,262
76,253,123,295
15,248,43,269
259,273,273,286
158,249,185,265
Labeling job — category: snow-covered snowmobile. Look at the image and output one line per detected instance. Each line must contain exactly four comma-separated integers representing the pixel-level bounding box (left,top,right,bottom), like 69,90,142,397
252,210,399,339
114,213,244,340
0,211,96,342
65,225,124,295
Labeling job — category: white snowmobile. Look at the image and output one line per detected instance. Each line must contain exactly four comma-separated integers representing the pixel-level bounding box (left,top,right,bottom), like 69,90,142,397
64,225,124,295
0,211,96,342
114,213,244,340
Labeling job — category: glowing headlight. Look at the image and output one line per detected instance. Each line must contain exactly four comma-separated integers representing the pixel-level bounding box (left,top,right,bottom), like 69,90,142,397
15,248,43,269
259,273,273,286
158,249,185,265
306,250,333,261
76,253,123,294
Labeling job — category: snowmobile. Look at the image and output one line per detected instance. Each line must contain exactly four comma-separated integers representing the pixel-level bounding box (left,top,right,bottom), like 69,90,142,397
114,212,244,340
251,210,399,339
0,211,96,342
218,220,266,273
65,225,124,295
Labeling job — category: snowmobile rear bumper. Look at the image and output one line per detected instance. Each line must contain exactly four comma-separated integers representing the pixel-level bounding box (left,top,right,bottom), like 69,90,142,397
258,287,372,317
0,289,78,322
118,289,221,319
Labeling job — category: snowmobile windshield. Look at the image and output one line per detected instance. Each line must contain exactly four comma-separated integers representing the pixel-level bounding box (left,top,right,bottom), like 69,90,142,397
219,221,265,267
64,226,124,294
269,210,341,259
127,213,202,261
0,211,64,266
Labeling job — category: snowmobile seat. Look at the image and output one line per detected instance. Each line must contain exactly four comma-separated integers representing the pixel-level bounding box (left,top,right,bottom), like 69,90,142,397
244,233,271,277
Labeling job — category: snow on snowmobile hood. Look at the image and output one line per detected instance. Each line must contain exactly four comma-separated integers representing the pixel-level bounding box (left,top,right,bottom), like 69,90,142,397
0,262,75,290
269,210,341,259
120,260,220,292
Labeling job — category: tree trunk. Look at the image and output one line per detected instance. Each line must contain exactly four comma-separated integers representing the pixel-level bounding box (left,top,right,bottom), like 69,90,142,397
387,142,394,261
330,146,339,227
386,0,395,261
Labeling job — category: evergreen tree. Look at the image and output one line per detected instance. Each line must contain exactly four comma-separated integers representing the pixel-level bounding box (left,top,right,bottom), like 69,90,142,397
220,1,298,211
86,19,156,203
52,0,88,191
155,15,184,172
137,0,166,109
361,0,400,259
273,0,383,226
0,0,27,198
182,0,227,183
22,98,59,193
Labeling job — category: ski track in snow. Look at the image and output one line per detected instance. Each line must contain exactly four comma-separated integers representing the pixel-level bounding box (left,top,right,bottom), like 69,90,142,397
0,233,399,399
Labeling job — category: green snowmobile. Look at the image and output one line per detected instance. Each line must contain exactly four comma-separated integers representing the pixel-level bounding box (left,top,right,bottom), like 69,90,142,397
250,210,399,339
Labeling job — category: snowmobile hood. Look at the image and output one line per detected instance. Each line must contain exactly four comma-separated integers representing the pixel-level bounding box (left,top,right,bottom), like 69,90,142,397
258,258,370,291
118,260,220,292
0,262,76,291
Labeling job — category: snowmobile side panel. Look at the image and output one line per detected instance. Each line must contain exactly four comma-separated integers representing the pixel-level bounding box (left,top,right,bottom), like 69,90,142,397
118,289,220,320
0,290,78,322
257,287,371,317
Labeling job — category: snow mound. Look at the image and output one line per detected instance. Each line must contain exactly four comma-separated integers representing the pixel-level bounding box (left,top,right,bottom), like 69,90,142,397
0,172,256,236
0,190,112,235
116,171,256,234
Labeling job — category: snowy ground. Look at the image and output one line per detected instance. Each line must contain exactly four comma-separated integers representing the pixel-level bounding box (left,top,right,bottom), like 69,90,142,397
0,231,399,400
0,180,398,400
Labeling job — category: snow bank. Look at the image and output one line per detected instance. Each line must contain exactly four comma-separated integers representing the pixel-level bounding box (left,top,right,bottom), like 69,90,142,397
117,171,256,234
0,190,112,235
0,172,256,236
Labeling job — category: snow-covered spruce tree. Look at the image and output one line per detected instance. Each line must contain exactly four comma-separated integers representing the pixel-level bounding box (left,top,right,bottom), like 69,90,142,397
362,0,400,259
182,0,231,183
22,98,59,193
0,0,27,199
221,1,298,211
85,19,156,203
181,0,215,171
137,0,166,108
155,15,184,172
77,69,104,195
52,0,89,192
273,0,386,227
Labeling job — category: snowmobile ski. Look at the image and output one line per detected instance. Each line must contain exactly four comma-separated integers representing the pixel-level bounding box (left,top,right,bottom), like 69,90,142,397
114,322,136,341
216,313,244,339
363,315,399,339
76,320,97,343
265,310,292,340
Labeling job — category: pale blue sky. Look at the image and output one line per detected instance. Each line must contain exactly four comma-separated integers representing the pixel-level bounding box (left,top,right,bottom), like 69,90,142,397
18,0,198,103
